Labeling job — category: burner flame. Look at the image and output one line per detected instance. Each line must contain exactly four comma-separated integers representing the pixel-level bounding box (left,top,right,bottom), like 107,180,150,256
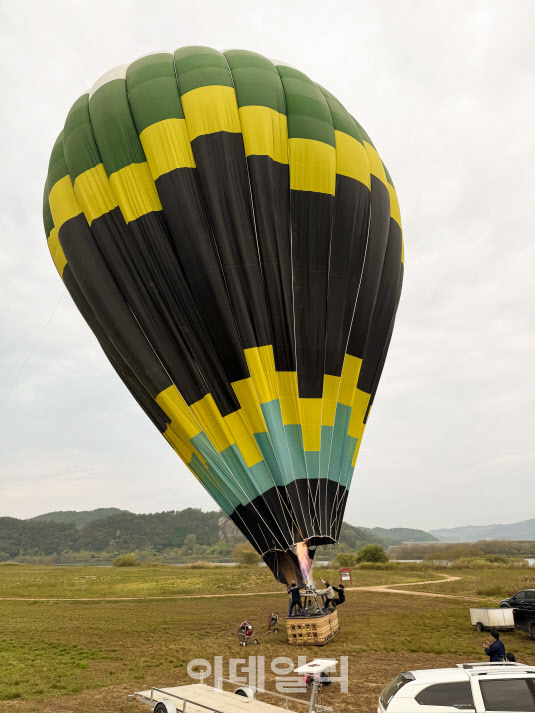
296,540,313,587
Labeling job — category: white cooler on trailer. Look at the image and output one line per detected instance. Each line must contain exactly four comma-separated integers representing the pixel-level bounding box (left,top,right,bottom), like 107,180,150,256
469,607,514,632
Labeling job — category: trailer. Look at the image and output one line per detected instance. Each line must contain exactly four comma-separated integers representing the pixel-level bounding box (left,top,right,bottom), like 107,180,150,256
129,684,299,713
130,662,335,713
469,607,515,632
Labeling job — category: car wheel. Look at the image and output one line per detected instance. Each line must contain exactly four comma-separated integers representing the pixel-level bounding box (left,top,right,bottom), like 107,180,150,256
499,603,510,608
476,622,485,632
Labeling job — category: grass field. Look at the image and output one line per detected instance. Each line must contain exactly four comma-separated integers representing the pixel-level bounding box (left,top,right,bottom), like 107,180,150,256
0,564,445,599
395,567,535,598
0,564,533,713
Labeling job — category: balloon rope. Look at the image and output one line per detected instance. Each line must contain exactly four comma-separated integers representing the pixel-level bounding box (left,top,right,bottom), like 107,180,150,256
0,291,64,413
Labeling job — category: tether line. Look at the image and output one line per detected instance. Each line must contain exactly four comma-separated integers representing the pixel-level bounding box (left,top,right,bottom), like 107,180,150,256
0,291,64,413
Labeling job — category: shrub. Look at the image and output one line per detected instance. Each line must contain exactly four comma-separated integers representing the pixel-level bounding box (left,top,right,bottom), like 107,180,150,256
357,561,397,570
507,558,531,568
331,553,357,568
453,557,497,569
414,560,451,569
142,556,158,566
483,554,509,564
232,542,261,565
113,553,141,567
356,544,389,564
453,556,531,570
187,560,217,569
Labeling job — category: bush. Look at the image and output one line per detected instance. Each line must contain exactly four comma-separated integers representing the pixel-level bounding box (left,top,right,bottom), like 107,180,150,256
187,560,217,569
331,552,358,568
142,556,158,566
507,558,531,568
453,557,497,569
231,542,261,565
483,554,509,564
113,553,141,567
241,551,261,565
453,556,531,569
356,544,389,564
357,561,397,570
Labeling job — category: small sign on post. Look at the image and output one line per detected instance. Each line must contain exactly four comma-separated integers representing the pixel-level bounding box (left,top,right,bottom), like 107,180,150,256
338,567,352,584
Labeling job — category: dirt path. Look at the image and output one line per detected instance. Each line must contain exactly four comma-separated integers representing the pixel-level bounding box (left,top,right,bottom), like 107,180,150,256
348,575,485,601
0,573,483,602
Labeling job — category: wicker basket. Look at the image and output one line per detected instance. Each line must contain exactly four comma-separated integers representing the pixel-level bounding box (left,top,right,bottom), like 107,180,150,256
285,611,340,646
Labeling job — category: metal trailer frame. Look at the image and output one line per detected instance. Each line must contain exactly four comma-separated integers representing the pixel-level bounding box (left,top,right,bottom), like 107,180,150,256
129,686,243,712
129,674,334,713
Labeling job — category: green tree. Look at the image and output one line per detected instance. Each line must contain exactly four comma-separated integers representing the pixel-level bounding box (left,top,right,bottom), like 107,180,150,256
356,544,389,563
180,533,200,556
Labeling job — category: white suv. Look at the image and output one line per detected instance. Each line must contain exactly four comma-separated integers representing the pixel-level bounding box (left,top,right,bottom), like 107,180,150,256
378,662,535,712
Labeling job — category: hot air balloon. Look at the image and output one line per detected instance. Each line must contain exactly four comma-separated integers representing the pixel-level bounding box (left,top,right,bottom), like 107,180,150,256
43,47,403,586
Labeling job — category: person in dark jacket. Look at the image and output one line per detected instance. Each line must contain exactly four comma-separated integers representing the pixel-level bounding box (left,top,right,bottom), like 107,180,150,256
483,631,506,661
332,583,345,607
288,581,303,616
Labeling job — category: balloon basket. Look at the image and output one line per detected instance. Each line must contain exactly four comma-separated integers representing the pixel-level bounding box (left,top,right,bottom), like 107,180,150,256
286,610,340,646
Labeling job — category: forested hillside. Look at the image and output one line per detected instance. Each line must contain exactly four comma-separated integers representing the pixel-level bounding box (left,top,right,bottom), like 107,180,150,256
30,508,128,528
371,527,438,544
0,508,435,563
0,509,234,562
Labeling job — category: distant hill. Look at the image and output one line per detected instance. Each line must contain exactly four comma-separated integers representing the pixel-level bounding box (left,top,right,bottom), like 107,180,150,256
369,527,438,545
0,508,418,562
338,522,385,549
0,508,234,561
29,508,129,528
430,518,535,542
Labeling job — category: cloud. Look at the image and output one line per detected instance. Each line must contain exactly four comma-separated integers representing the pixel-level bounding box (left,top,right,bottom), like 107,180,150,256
1,0,534,531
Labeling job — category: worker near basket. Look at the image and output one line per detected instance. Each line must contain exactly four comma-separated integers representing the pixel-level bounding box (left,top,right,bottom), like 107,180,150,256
319,579,335,609
288,581,303,617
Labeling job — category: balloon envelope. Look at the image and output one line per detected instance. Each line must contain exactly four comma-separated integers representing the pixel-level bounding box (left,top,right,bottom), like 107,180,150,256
43,47,403,584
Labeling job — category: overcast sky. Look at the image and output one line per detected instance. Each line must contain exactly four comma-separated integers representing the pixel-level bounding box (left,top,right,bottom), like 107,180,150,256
0,0,534,531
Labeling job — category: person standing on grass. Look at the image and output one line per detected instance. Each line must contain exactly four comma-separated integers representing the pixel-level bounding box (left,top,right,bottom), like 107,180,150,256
483,630,506,661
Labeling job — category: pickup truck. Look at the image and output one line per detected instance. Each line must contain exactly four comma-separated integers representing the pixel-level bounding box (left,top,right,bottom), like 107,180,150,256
499,589,535,608
378,662,535,712
514,606,535,639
